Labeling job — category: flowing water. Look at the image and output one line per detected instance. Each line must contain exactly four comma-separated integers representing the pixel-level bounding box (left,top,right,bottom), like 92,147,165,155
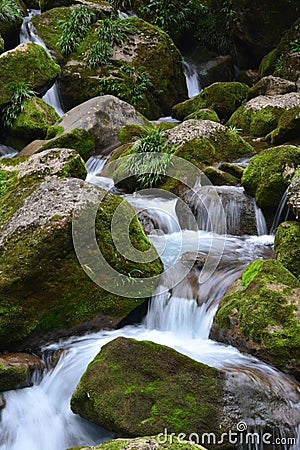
20,10,64,116
183,60,201,98
0,108,299,449
0,145,18,159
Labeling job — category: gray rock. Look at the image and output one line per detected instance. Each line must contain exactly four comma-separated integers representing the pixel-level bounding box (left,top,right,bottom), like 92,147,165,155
163,119,223,145
287,172,300,219
244,92,300,112
247,76,296,100
56,95,148,155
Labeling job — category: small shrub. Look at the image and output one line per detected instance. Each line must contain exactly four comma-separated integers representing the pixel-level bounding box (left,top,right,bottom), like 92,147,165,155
2,82,35,128
290,38,300,54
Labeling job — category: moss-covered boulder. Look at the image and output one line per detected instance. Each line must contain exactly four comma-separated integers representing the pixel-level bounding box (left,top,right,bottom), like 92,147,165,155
163,120,253,167
241,145,300,213
0,353,44,391
259,17,300,81
0,0,25,49
267,106,300,144
0,43,60,105
0,176,163,349
4,97,59,150
184,108,220,122
210,259,300,379
218,162,244,180
67,437,206,450
202,166,238,186
71,337,300,443
39,0,113,13
287,169,300,219
247,76,296,100
274,221,300,278
32,9,187,118
172,82,249,122
227,93,300,137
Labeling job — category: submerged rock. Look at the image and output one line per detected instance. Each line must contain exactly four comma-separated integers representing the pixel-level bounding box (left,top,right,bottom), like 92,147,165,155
211,259,300,379
172,82,249,122
70,337,300,444
0,43,60,105
0,353,44,392
275,221,300,278
228,92,300,137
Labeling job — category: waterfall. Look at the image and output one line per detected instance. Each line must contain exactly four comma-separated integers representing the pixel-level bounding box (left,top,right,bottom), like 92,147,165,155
183,60,201,98
270,191,291,234
254,201,268,235
0,145,18,159
85,156,115,191
20,10,64,117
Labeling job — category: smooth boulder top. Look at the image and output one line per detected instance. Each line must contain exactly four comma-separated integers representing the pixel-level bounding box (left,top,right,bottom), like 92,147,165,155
244,92,300,112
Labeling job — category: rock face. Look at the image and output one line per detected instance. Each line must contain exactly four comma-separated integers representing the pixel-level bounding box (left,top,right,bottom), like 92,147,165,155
287,170,300,219
247,76,296,100
228,92,300,137
70,337,300,443
267,106,300,144
0,155,162,349
0,43,60,105
210,259,300,380
56,95,149,155
172,82,249,122
0,353,44,391
241,145,300,212
275,221,300,278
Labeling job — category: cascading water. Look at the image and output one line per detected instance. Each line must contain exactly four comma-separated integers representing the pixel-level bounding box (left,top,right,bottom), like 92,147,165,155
1,168,299,449
270,191,292,235
183,60,201,98
20,10,64,117
0,145,18,159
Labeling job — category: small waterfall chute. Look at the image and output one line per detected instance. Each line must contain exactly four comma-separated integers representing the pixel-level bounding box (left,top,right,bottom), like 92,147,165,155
0,145,18,159
20,10,64,116
183,60,201,98
270,190,291,235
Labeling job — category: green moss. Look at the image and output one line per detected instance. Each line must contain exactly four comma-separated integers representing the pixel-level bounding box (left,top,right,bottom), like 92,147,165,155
267,106,300,145
71,337,224,438
0,361,28,391
172,82,249,122
259,48,279,78
274,221,300,278
0,37,4,54
202,166,238,186
228,104,284,137
214,259,300,377
241,145,300,209
45,125,64,139
38,128,95,160
0,42,60,105
185,109,220,122
118,124,146,144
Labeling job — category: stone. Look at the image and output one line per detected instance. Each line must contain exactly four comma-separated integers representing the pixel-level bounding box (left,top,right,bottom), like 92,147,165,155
67,437,206,450
287,170,300,219
247,76,296,100
197,55,234,88
0,352,44,391
210,259,300,379
202,166,238,186
267,106,300,144
275,221,300,278
0,43,60,105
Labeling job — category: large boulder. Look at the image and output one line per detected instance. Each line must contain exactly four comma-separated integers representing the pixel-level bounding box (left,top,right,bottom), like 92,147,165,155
32,10,187,118
0,154,162,349
267,106,300,144
247,76,296,100
70,337,300,443
274,221,300,278
54,95,149,155
0,0,25,49
259,17,300,82
172,82,249,122
287,170,300,219
0,43,60,105
241,145,300,214
210,259,300,379
227,93,300,137
39,0,113,13
4,97,59,150
0,352,44,391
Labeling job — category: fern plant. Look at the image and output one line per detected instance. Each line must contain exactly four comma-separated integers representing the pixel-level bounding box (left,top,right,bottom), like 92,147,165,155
2,82,35,128
0,0,23,24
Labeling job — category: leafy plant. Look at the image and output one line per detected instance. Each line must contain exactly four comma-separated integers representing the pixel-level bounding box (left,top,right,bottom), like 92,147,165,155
0,0,23,24
289,38,300,54
58,6,97,56
120,63,152,105
2,82,35,128
119,126,177,188
85,18,136,67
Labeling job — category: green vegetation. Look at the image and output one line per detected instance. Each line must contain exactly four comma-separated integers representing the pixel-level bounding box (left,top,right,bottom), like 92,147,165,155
58,6,97,56
289,38,300,54
0,0,23,24
2,82,35,128
118,126,177,188
275,221,300,278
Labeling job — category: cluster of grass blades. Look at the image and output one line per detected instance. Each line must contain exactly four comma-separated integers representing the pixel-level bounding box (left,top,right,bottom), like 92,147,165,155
2,81,36,128
0,0,23,25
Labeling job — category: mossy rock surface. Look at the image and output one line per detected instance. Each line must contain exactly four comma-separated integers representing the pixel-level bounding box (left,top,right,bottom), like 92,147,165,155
0,43,60,105
0,177,162,350
227,93,300,137
71,337,225,439
241,145,300,211
275,221,300,278
202,166,238,186
68,436,206,450
0,352,43,391
6,97,59,149
287,169,300,220
267,105,300,144
184,109,220,123
211,259,300,379
38,128,95,160
172,82,249,122
247,76,296,100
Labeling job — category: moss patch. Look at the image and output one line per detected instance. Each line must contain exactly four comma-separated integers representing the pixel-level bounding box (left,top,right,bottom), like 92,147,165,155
0,361,28,391
274,221,300,278
38,128,95,160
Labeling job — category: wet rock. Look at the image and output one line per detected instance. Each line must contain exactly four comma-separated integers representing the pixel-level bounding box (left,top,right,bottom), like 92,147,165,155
211,259,300,380
202,166,238,186
218,162,244,180
287,171,300,219
197,55,234,88
275,221,300,278
267,105,300,144
0,352,44,391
